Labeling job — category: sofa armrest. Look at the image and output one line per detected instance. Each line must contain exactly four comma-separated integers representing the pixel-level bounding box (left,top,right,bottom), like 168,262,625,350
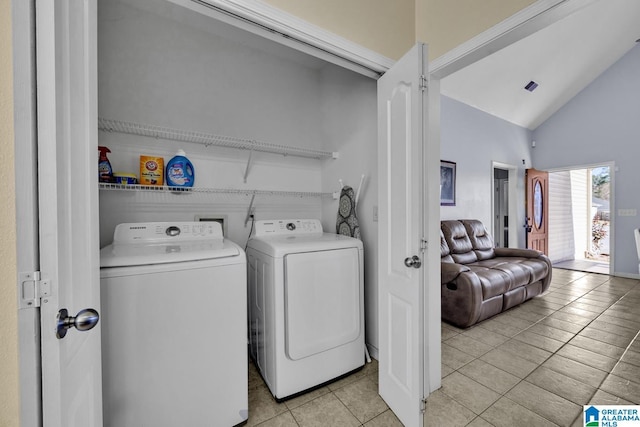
441,271,483,328
494,247,542,258
441,262,470,284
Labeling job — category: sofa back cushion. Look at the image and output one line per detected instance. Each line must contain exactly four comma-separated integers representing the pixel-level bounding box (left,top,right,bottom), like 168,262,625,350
462,220,495,260
440,230,454,263
441,220,478,264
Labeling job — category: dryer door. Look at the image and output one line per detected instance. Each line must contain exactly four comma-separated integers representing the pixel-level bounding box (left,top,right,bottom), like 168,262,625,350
284,248,361,360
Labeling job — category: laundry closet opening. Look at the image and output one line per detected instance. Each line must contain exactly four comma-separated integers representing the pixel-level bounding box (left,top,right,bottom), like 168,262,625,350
97,0,381,353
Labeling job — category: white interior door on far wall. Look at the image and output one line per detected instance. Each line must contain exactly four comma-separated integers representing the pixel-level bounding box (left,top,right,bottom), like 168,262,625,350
36,0,103,426
377,43,428,427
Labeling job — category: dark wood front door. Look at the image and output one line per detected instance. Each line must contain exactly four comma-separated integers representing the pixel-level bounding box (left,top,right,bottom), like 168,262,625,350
526,168,549,254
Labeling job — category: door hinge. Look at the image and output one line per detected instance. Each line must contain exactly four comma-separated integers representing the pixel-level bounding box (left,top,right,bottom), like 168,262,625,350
419,75,428,91
18,271,51,309
420,238,428,252
420,397,427,413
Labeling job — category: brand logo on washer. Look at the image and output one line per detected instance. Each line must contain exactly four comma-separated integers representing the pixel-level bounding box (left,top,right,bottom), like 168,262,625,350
129,226,147,230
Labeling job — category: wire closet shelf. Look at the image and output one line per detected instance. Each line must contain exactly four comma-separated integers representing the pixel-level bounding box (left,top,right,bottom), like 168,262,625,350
98,118,338,160
98,183,335,199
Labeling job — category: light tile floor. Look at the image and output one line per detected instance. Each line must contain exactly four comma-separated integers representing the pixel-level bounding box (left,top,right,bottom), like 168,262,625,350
246,268,640,426
554,259,610,275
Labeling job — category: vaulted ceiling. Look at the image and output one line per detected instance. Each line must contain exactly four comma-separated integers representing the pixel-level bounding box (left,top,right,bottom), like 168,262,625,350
441,0,640,130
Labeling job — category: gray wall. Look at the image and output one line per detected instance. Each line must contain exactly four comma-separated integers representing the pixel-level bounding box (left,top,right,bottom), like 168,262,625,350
318,66,378,355
441,96,532,248
98,0,326,247
533,45,640,277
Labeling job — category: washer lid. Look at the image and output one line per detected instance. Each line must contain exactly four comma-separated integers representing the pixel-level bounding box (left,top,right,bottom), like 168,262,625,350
247,232,362,258
100,221,240,267
100,239,241,268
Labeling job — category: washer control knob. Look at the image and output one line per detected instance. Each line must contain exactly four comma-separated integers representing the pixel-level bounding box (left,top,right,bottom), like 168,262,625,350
166,226,181,237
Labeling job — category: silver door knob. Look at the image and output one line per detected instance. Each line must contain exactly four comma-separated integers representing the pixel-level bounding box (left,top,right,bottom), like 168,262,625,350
56,308,99,339
404,255,422,268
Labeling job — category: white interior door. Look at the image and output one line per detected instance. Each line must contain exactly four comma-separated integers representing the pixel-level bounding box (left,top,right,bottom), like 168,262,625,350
36,1,102,426
377,43,427,427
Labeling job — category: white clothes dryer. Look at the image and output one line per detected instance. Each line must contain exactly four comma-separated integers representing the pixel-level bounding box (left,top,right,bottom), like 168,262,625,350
246,219,364,400
100,222,247,427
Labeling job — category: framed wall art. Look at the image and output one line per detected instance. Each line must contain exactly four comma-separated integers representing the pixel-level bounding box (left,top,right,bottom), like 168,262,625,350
440,160,456,206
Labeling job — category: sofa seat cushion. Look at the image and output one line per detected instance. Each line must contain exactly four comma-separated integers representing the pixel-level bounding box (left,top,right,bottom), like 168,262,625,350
517,258,550,283
465,266,511,300
467,258,527,289
486,257,549,285
491,262,532,290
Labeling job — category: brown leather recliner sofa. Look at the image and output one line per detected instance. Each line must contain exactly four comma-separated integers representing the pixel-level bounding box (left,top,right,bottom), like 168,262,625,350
440,219,552,328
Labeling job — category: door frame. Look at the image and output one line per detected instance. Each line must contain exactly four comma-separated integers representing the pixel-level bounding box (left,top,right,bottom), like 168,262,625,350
13,0,42,425
491,162,518,248
546,161,615,276
13,0,596,424
35,0,102,425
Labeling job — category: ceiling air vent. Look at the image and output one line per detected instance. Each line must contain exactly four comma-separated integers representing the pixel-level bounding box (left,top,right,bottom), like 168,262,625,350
524,81,539,92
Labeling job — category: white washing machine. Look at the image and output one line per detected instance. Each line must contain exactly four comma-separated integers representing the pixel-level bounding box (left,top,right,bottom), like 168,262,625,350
100,222,247,427
246,219,364,400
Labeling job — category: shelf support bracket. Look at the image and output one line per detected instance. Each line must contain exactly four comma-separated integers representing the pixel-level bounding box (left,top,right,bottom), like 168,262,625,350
243,146,254,183
244,194,256,227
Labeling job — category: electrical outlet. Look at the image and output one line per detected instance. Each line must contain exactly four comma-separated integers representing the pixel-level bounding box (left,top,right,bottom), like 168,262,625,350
373,205,378,222
618,209,637,217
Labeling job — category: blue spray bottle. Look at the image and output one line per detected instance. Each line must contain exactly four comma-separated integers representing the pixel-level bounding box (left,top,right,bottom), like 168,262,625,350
98,146,113,183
